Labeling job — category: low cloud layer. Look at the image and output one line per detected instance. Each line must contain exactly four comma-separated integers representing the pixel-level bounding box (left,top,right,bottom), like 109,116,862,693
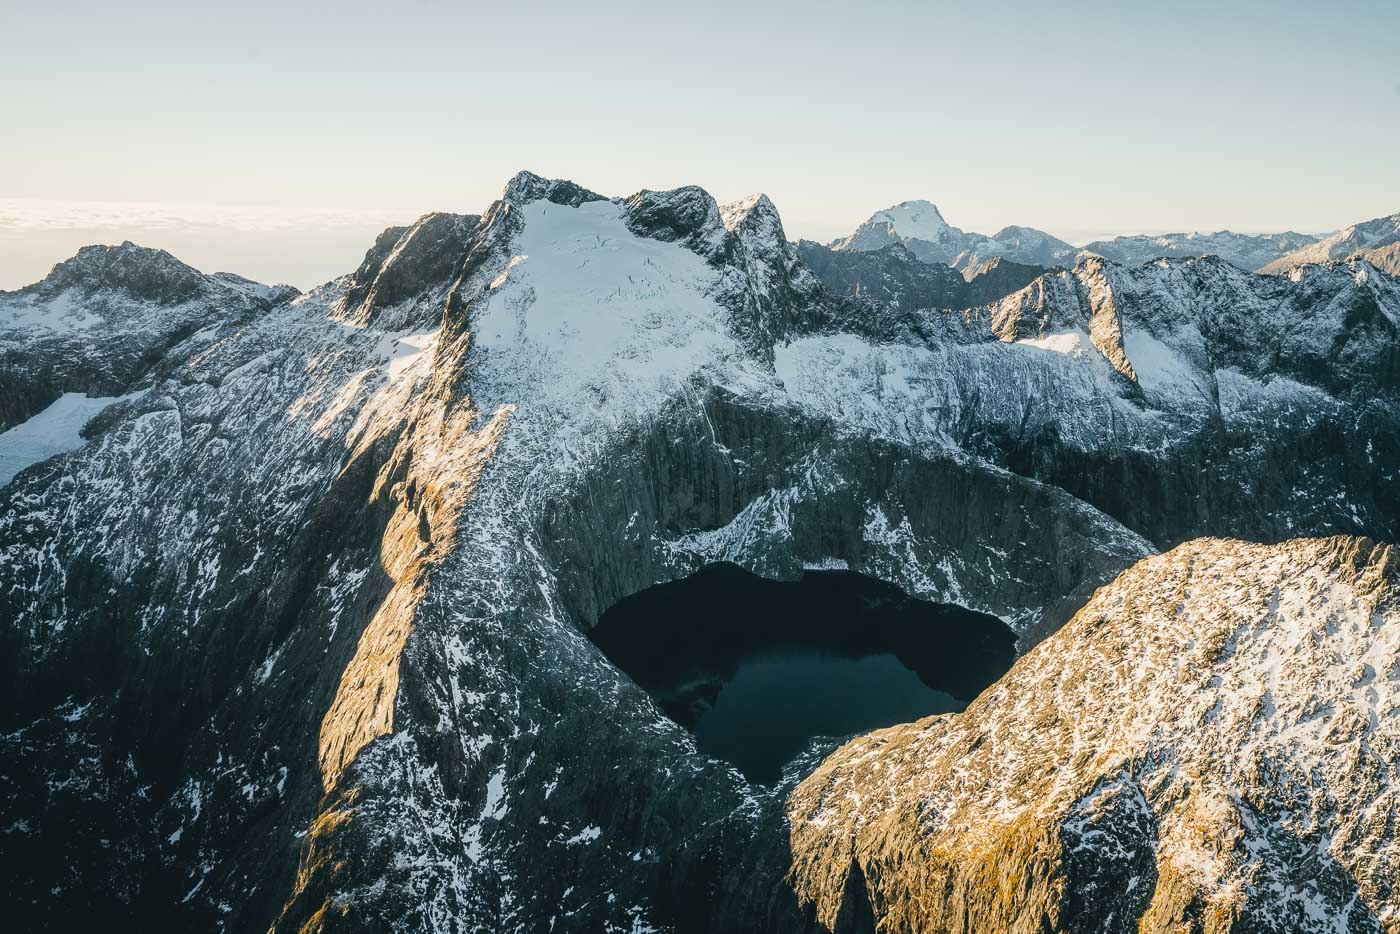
0,200,421,291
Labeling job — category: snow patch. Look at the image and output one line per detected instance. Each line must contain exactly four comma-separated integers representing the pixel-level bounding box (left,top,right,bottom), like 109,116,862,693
1015,329,1096,357
0,392,130,486
1121,328,1210,402
472,198,737,449
373,328,439,382
564,825,602,845
0,292,103,333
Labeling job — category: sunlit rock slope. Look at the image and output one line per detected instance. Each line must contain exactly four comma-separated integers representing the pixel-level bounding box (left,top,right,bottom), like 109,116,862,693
790,536,1399,933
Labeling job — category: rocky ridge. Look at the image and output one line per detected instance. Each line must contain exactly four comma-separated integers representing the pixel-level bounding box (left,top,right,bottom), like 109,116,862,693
0,242,298,429
795,240,1045,313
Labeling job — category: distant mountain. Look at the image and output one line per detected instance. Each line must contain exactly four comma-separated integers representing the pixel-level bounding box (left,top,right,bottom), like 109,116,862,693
0,241,296,431
1353,241,1400,275
1259,211,1400,274
958,225,1077,270
1080,230,1320,271
832,199,954,252
831,199,1077,270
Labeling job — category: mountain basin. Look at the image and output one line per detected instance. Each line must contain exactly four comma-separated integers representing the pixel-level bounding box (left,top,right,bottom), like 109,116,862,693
588,563,1018,784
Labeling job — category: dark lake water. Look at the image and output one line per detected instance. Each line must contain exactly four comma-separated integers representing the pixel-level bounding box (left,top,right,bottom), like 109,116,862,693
588,563,1017,784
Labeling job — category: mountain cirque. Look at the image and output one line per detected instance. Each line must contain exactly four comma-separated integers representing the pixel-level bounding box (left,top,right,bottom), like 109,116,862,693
1,172,1399,932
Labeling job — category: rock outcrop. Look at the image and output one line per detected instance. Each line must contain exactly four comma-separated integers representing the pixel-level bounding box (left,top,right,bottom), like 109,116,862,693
796,240,1050,316
795,240,972,311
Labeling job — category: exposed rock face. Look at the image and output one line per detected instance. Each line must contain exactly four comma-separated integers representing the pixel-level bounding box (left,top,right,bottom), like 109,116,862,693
795,240,972,311
788,536,1399,933
1260,211,1400,275
1,173,1399,932
959,254,1050,304
338,213,480,327
1081,229,1320,272
796,240,1049,316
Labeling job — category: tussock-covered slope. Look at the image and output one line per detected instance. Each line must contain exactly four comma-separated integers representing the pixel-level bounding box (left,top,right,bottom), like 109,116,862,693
789,536,1400,933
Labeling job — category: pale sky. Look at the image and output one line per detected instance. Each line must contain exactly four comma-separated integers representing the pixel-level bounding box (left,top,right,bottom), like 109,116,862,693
2,0,1398,289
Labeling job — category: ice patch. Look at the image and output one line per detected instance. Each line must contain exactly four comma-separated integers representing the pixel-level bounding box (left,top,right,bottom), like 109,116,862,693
373,329,438,382
564,825,602,845
1015,329,1095,357
1122,328,1210,402
0,391,128,486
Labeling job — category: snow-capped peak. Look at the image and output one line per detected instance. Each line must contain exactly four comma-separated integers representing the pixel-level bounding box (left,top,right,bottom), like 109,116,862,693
867,199,951,243
719,193,777,232
832,201,1079,270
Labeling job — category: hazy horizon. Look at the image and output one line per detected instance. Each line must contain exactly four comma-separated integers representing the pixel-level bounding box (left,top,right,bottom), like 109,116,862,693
3,0,1398,288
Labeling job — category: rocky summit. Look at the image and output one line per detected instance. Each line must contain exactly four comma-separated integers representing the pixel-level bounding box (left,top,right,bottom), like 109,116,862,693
2,171,1400,933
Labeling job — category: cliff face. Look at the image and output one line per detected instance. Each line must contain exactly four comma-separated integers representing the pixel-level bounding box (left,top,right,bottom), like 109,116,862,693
795,240,1047,315
2,173,1399,932
789,536,1399,933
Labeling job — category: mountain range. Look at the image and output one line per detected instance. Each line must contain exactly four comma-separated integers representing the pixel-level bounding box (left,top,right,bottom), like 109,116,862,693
830,199,1400,275
1261,211,1400,274
2,172,1399,932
